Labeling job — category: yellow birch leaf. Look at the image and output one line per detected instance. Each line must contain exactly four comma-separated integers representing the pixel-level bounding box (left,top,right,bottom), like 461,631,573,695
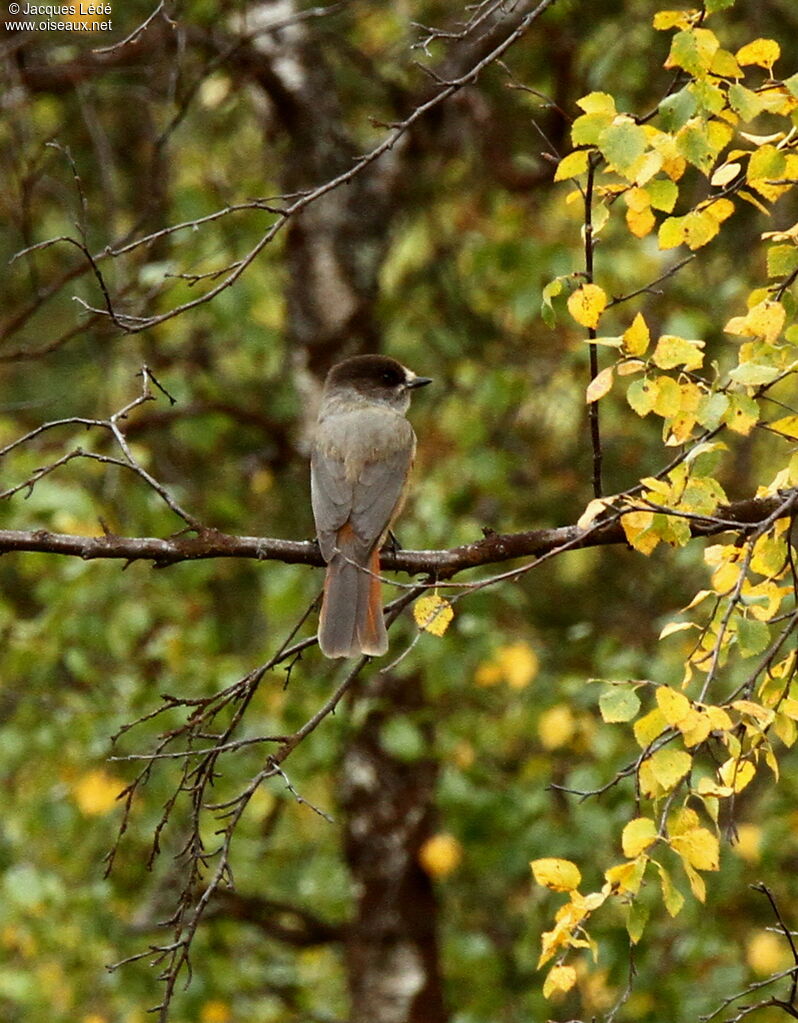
638,758,663,798
671,827,720,871
554,149,591,181
658,216,686,249
773,713,797,748
656,686,692,726
732,699,774,724
768,415,798,440
653,10,694,30
621,510,660,555
780,697,798,721
697,776,734,798
634,707,668,748
531,857,582,892
736,38,780,69
750,533,788,576
543,964,577,999
576,92,617,114
622,817,659,857
623,313,650,356
669,805,700,835
705,705,734,731
682,588,712,611
683,210,721,249
711,559,742,593
633,149,665,186
711,47,742,78
666,412,697,446
618,359,647,376
665,27,720,76
626,205,656,238
628,377,656,416
650,375,682,417
679,709,713,747
682,861,707,902
625,185,652,212
578,497,613,530
568,283,608,328
724,393,759,436
586,366,614,403
605,856,647,895
746,300,786,343
659,623,696,644
652,334,705,371
718,758,756,792
704,197,735,224
711,161,741,187
413,594,454,637
648,748,692,791
655,862,685,917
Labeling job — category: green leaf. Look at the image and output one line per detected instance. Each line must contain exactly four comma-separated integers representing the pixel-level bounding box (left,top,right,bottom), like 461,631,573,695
748,145,786,183
676,122,715,174
665,28,720,77
659,88,697,132
599,686,642,723
727,363,782,386
728,83,766,121
696,392,730,429
647,178,679,212
688,80,725,115
736,617,771,657
626,900,649,944
627,378,656,417
723,392,760,434
598,120,648,177
541,276,565,327
656,862,686,917
767,246,798,278
784,72,798,100
572,111,614,147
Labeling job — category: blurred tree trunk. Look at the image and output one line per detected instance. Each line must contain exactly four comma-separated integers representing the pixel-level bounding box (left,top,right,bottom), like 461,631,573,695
340,673,447,1023
247,5,446,1019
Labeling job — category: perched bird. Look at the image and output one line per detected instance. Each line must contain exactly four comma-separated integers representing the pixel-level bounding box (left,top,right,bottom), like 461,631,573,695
311,354,431,658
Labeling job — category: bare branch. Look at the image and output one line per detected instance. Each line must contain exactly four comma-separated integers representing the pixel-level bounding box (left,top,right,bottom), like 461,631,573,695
11,0,561,335
0,488,793,574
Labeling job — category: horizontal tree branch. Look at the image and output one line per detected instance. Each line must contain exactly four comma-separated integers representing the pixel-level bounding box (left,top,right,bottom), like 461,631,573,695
0,489,792,576
206,890,342,946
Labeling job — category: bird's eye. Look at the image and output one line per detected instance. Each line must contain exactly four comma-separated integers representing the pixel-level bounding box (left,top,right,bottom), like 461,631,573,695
383,370,400,385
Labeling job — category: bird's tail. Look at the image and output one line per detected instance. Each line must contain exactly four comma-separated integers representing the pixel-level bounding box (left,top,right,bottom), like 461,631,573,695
318,544,387,658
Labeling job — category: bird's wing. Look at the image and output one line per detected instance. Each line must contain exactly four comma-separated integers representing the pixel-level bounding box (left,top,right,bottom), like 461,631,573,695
312,410,416,562
310,447,353,562
350,431,415,548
